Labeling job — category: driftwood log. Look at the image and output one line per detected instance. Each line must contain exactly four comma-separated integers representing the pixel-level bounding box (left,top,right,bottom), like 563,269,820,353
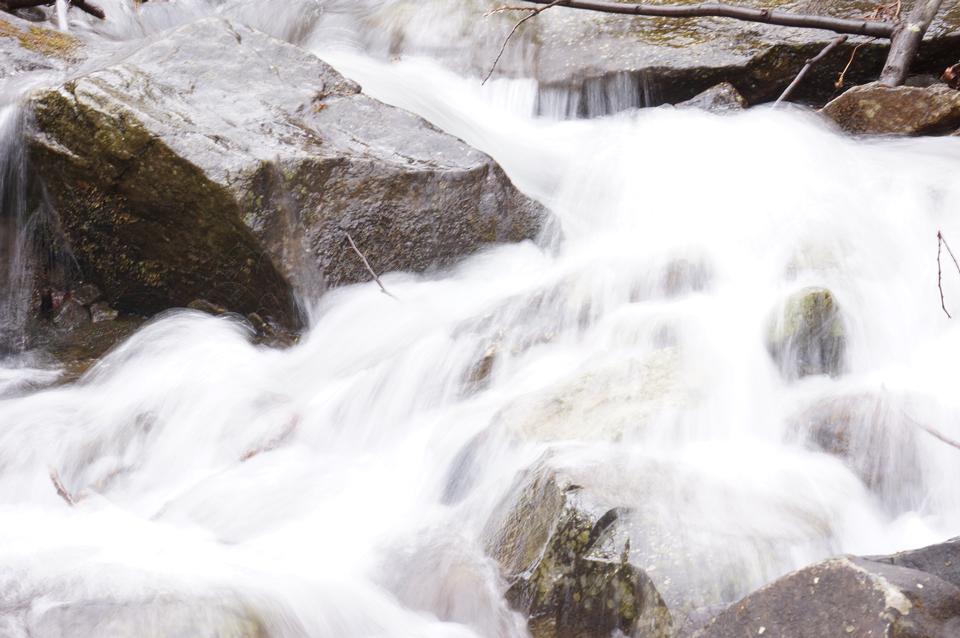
879,0,945,85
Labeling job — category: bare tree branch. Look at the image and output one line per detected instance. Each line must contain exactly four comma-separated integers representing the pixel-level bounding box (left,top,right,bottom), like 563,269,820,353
515,0,895,38
484,0,569,84
775,35,848,105
937,230,959,318
49,470,76,506
344,231,398,300
879,0,945,86
902,410,960,451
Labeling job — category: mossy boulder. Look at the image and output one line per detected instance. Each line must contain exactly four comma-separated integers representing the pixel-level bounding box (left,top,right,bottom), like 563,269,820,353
484,461,673,638
822,81,960,135
694,540,960,638
767,287,846,380
27,18,548,327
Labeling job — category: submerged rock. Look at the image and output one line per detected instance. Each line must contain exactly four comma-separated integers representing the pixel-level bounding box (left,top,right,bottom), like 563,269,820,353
767,287,845,380
21,596,269,638
694,538,960,638
484,461,673,638
52,297,90,331
28,18,548,329
822,81,960,135
790,393,924,510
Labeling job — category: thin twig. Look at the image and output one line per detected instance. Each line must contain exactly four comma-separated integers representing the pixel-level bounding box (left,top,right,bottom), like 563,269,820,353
49,470,76,506
902,411,960,451
938,231,951,318
483,0,569,84
241,416,299,462
344,231,397,299
775,35,848,106
835,39,874,89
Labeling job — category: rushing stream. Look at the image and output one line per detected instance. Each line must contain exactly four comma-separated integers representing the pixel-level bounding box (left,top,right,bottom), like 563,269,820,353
2,2,960,637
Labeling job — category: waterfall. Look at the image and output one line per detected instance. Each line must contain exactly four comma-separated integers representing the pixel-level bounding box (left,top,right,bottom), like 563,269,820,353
1,2,960,637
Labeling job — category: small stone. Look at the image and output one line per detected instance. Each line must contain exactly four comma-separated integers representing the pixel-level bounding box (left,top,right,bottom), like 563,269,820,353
89,302,119,323
758,627,766,635
53,298,90,331
187,299,228,316
72,283,102,306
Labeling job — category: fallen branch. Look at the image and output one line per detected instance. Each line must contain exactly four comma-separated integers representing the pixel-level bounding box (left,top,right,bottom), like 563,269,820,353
241,416,299,462
938,230,959,318
879,0,944,86
4,0,105,19
484,0,569,84
902,411,960,451
344,231,398,299
514,0,895,38
49,470,76,506
775,35,848,105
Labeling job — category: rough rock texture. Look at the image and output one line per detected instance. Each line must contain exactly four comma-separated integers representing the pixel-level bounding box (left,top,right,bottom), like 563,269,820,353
822,81,960,135
358,0,960,115
484,461,673,638
0,10,80,81
28,18,547,328
676,82,747,112
694,541,960,638
767,287,845,380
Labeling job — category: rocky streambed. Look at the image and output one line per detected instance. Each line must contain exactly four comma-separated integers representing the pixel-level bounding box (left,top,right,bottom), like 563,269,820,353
2,2,960,638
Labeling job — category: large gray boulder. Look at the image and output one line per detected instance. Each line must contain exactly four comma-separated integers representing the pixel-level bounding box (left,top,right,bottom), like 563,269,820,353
27,18,548,329
353,0,960,115
694,538,960,638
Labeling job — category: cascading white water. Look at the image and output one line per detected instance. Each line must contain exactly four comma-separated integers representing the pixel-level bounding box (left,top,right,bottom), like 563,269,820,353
2,2,960,637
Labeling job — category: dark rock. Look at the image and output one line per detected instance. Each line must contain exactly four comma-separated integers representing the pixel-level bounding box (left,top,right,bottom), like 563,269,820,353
676,83,747,113
52,297,89,331
484,461,673,638
26,314,144,381
28,18,548,330
766,287,845,380
187,299,230,316
694,541,960,638
72,282,101,306
868,537,960,589
822,82,960,135
89,301,118,323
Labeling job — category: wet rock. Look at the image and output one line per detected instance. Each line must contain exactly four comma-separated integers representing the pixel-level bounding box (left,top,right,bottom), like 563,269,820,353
766,287,845,380
363,0,960,115
72,283,101,306
0,10,81,80
676,83,747,113
660,258,712,296
867,536,960,589
790,393,924,510
23,596,269,638
28,18,548,329
89,301,118,323
26,315,144,381
694,541,960,638
484,461,673,638
52,297,90,331
822,81,960,135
